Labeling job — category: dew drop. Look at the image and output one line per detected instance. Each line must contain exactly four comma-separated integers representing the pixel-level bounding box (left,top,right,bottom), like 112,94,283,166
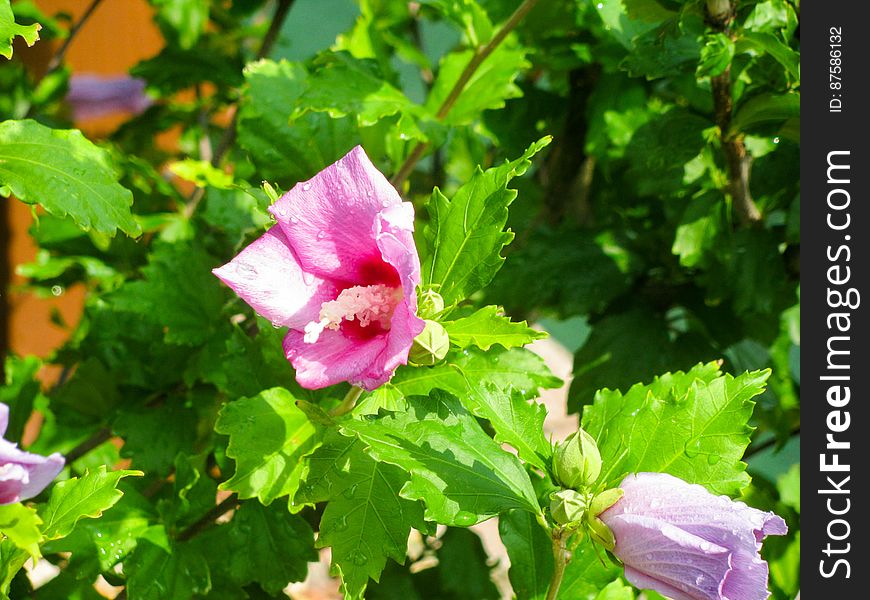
275,205,287,217
333,515,349,532
453,511,477,526
96,532,103,538
381,199,391,207
684,438,702,458
51,285,64,296
351,551,369,566
301,270,316,286
706,453,721,465
695,575,705,586
290,215,299,224
317,231,326,240
597,2,604,8
644,553,654,561
773,137,780,144
302,182,312,191
343,484,359,499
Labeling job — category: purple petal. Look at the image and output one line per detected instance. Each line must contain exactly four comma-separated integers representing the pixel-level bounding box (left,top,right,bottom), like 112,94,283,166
283,328,390,390
0,404,7,438
607,513,732,600
0,439,65,504
270,146,404,283
213,226,338,329
721,548,772,600
67,75,151,121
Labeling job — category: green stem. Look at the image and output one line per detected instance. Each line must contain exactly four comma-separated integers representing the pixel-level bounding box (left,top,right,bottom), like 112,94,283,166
330,386,364,417
390,0,542,188
546,527,570,600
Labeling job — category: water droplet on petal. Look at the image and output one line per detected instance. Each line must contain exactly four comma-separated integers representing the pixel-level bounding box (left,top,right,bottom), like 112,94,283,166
302,182,312,191
317,231,326,240
695,575,705,586
290,215,299,224
644,553,654,561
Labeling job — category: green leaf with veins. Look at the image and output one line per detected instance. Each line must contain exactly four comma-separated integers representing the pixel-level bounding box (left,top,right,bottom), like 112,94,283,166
499,510,552,600
215,387,321,506
0,504,42,560
125,539,211,600
443,305,547,351
297,432,429,600
357,347,561,415
39,466,142,540
420,136,551,308
0,120,140,237
237,58,358,182
0,0,40,59
341,390,541,526
582,363,768,495
424,44,527,124
460,382,552,472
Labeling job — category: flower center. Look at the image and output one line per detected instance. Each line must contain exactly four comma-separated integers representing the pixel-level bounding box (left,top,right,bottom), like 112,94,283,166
303,284,402,343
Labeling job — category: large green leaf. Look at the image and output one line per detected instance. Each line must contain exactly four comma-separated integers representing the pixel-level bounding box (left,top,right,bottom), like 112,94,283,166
420,137,550,308
38,466,142,540
215,387,321,506
192,501,316,594
581,363,769,494
729,92,800,135
297,432,428,599
110,241,225,346
499,510,552,600
425,44,528,125
0,0,40,59
237,59,357,182
0,120,140,237
341,390,541,526
125,539,211,600
460,383,552,472
443,305,547,351
0,504,41,560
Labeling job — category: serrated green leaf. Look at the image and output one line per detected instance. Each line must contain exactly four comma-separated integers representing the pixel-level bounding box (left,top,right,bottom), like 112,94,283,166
0,120,140,237
421,137,550,308
421,0,493,46
110,241,224,346
215,388,321,506
443,305,547,351
696,33,734,78
425,43,527,124
736,32,800,81
39,466,142,540
0,504,41,560
193,501,315,594
297,432,428,599
113,403,197,475
672,192,725,268
357,347,561,415
459,382,552,472
292,52,421,127
499,510,552,600
125,540,211,600
237,59,357,182
341,390,541,526
581,363,769,494
0,0,40,59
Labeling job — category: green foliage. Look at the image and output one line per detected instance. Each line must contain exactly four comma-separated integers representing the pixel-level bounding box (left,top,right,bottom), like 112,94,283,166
443,305,546,351
582,363,768,494
0,120,140,237
341,390,541,525
499,510,552,600
0,0,40,59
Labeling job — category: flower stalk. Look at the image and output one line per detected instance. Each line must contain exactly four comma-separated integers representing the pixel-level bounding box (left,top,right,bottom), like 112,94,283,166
331,386,364,417
545,527,570,600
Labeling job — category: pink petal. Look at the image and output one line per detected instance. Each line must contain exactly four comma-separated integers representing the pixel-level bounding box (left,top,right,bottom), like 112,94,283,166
375,202,422,302
0,404,7,438
607,513,732,600
721,549,772,600
0,439,65,504
213,226,338,329
270,146,404,283
283,328,390,390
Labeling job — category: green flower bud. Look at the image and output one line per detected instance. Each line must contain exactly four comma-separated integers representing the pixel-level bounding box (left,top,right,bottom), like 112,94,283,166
587,515,616,551
262,181,281,203
549,489,587,526
589,487,624,517
408,320,450,366
418,289,445,319
553,429,601,489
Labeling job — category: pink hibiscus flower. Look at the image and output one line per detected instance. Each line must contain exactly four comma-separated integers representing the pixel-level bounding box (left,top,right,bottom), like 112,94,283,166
213,146,425,390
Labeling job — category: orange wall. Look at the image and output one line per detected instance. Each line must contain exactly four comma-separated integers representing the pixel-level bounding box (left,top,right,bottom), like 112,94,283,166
7,0,163,363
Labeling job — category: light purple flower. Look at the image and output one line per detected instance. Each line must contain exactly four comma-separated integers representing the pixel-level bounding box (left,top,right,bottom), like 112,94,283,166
66,75,151,121
0,403,65,504
213,146,425,390
600,472,787,600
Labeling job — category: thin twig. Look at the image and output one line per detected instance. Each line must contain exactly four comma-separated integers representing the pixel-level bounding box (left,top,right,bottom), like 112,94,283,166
545,527,569,600
63,427,112,463
175,494,239,542
707,1,761,226
45,0,106,74
390,0,542,188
